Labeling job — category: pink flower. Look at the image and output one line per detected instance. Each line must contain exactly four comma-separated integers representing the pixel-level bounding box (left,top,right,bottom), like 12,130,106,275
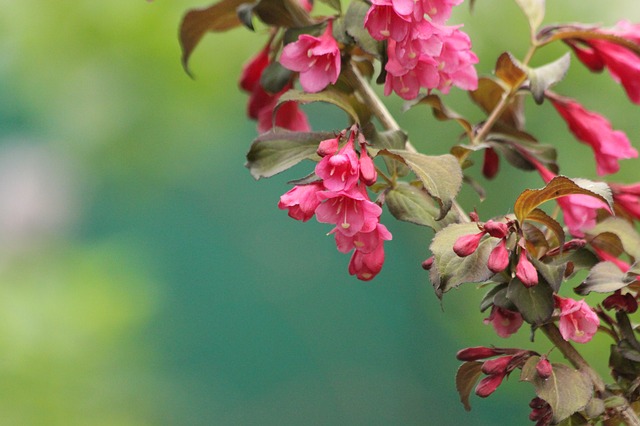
554,295,600,343
611,182,640,220
515,250,538,287
348,242,386,281
334,223,392,254
279,21,341,93
315,133,360,192
567,21,640,104
434,26,478,93
484,306,523,338
315,184,382,237
239,44,270,93
277,182,324,221
549,95,637,175
422,0,463,23
364,0,412,41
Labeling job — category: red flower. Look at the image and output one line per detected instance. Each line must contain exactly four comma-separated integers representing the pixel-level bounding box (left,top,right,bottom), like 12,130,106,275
549,95,637,176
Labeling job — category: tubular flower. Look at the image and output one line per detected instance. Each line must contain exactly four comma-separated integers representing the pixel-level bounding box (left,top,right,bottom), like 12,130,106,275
610,182,640,221
278,182,324,222
279,21,341,93
549,94,637,175
554,295,600,343
484,306,523,338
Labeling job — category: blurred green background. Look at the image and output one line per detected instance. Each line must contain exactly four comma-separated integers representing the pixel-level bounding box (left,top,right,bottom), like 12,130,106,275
1,0,639,424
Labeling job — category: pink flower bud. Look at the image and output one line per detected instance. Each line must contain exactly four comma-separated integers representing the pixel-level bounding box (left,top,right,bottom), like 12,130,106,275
475,373,505,398
516,250,538,287
487,239,510,273
456,346,499,361
483,220,509,239
421,256,434,271
469,211,480,222
317,136,340,157
453,231,485,257
535,356,552,379
358,146,377,186
482,147,500,179
481,355,513,375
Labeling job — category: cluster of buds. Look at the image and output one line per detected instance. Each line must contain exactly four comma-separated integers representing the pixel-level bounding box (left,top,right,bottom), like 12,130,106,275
278,126,391,280
364,0,478,99
456,346,538,398
452,217,540,287
529,397,553,426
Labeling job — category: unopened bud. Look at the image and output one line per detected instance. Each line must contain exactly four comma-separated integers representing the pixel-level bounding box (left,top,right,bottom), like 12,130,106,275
482,148,500,180
358,146,377,186
475,373,505,398
481,355,513,375
317,136,339,157
516,250,538,287
456,346,499,361
535,356,552,379
421,256,434,271
453,232,485,257
487,239,510,273
483,220,509,239
469,211,480,222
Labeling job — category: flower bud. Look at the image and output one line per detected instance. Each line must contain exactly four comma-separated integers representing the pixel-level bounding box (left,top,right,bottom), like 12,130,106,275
482,147,500,179
317,136,340,157
456,346,499,361
358,145,377,186
475,373,505,398
516,250,538,287
487,239,510,273
453,231,485,257
481,355,512,375
483,220,509,239
469,211,480,222
421,256,434,271
535,356,552,379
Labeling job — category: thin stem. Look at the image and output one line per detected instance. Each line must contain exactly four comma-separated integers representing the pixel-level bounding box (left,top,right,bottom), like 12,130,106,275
542,323,640,426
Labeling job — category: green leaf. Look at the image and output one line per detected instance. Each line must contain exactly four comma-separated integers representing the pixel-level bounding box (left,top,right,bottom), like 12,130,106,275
495,52,528,90
587,217,640,259
344,0,383,58
260,61,293,93
514,176,612,223
507,278,554,325
276,89,362,124
316,0,341,12
574,261,636,295
544,248,599,276
520,356,593,423
363,125,409,177
236,3,255,31
404,94,473,136
430,223,497,297
179,0,247,74
455,361,483,411
555,413,590,426
245,130,334,179
514,0,545,32
386,182,456,230
384,150,463,219
530,257,566,293
487,132,558,173
528,53,570,104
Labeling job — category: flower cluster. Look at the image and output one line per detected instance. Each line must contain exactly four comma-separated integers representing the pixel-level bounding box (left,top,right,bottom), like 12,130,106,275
278,128,392,280
364,0,478,99
240,43,310,133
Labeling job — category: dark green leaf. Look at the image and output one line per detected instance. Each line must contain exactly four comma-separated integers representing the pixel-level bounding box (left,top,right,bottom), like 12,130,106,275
528,53,570,104
245,130,334,179
386,182,456,230
344,0,383,57
430,223,497,297
520,356,593,423
574,261,635,295
253,0,313,28
530,257,566,293
260,61,293,93
236,2,255,31
385,150,463,219
507,278,554,325
276,89,362,123
456,361,483,411
179,0,247,74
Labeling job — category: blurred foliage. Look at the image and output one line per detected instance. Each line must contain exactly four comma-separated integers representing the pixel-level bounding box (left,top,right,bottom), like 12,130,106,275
0,0,639,424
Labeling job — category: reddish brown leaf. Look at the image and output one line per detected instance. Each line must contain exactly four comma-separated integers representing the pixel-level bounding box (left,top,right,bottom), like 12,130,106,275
179,0,246,74
455,361,484,411
495,52,528,90
469,78,525,130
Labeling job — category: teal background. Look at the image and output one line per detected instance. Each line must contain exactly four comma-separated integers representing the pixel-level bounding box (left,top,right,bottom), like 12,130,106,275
1,1,639,424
